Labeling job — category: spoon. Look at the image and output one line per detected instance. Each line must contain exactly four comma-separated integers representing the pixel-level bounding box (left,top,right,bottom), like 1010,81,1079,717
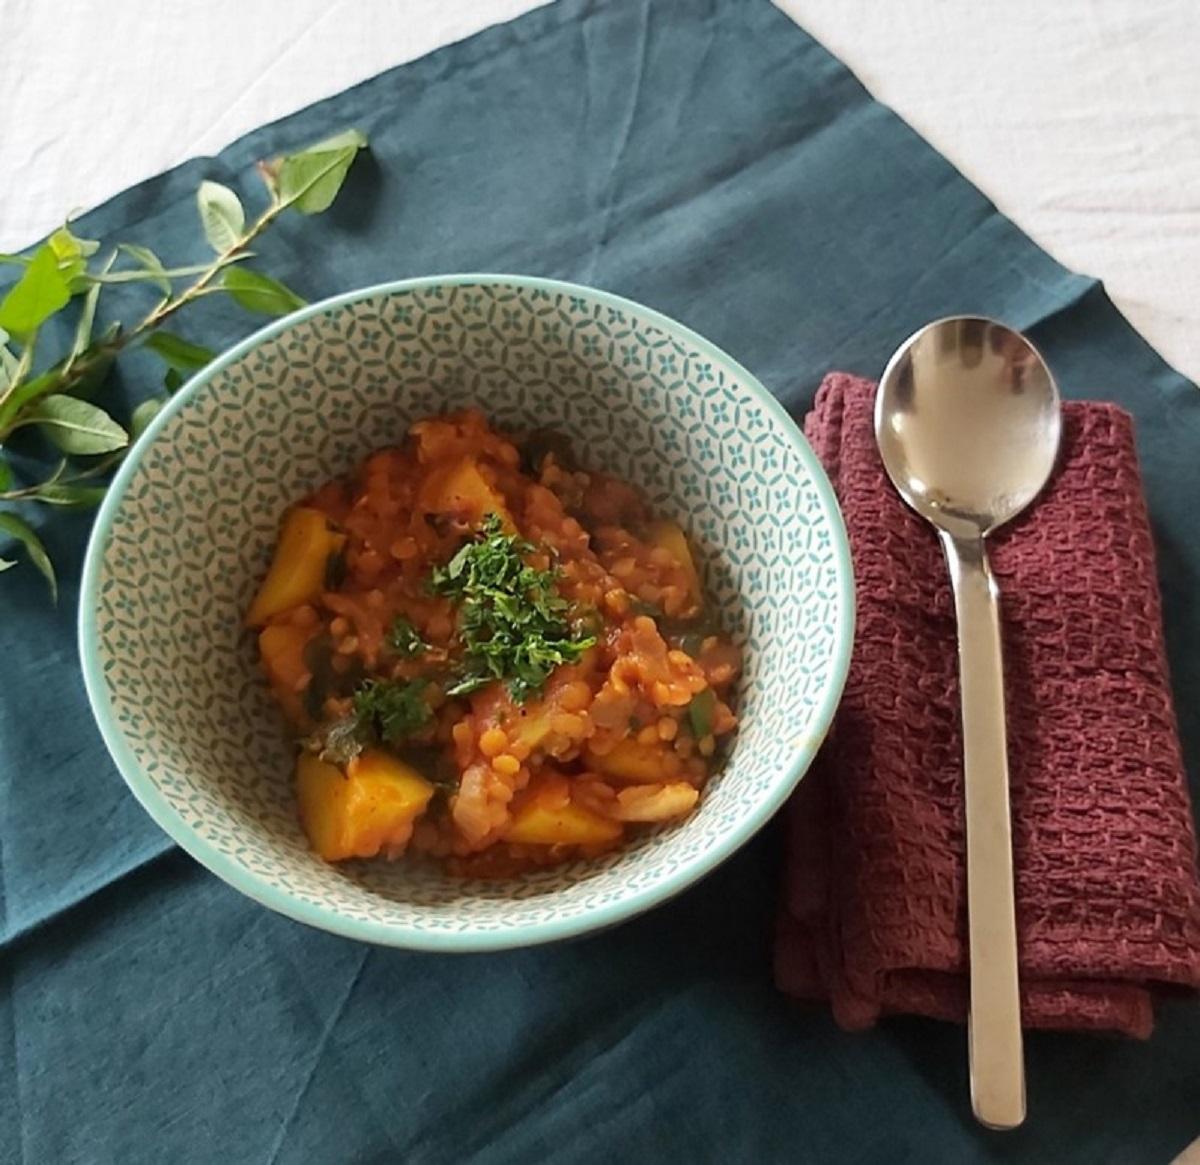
875,316,1061,1131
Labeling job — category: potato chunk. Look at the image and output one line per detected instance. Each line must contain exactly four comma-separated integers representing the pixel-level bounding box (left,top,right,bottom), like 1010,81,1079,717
259,620,314,726
418,457,515,530
645,519,701,607
296,749,435,862
585,736,683,784
503,773,622,847
246,507,345,627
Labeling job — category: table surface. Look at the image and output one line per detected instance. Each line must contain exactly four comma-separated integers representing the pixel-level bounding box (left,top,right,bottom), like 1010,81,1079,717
2,2,1198,1161
2,0,1197,385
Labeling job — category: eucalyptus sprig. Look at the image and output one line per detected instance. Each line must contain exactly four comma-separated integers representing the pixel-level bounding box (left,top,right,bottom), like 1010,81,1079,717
0,128,368,598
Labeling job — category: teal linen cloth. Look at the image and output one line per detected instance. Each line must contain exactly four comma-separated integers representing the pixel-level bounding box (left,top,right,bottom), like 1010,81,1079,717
2,1,1197,1161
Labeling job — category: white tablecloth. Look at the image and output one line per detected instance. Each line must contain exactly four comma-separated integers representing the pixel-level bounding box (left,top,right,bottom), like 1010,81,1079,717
2,0,1197,382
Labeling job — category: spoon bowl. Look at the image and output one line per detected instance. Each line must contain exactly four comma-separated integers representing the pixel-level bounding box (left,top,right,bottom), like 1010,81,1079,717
876,317,1060,538
876,316,1061,1131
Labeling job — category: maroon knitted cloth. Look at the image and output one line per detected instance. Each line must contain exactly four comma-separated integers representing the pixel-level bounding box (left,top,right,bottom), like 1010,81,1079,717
775,372,1200,1037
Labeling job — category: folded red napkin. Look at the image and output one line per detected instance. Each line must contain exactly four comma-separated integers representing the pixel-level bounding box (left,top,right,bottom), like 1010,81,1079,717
775,373,1200,1037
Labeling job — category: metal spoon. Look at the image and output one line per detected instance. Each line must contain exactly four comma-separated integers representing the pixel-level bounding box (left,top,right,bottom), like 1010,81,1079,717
875,316,1061,1131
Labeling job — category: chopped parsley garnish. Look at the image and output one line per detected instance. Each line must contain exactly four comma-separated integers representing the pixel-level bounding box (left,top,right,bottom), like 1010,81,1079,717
305,679,432,766
430,513,595,703
351,678,433,745
387,615,428,658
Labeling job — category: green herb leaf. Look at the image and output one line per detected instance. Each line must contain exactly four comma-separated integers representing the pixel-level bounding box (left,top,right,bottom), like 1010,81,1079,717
196,180,246,253
0,245,71,339
430,513,595,703
0,373,54,430
48,225,100,291
352,678,433,746
0,513,57,601
48,225,100,260
687,689,716,739
114,243,173,294
387,616,428,658
26,482,108,508
0,338,41,425
67,280,102,370
221,267,305,317
144,330,216,372
0,329,19,390
0,460,12,491
277,129,368,214
130,397,164,440
65,344,118,400
22,395,129,455
163,367,184,393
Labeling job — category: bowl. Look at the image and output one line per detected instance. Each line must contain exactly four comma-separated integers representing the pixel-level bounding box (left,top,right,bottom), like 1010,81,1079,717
79,274,853,951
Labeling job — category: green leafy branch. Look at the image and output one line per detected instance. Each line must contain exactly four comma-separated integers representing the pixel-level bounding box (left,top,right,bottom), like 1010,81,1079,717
0,129,367,598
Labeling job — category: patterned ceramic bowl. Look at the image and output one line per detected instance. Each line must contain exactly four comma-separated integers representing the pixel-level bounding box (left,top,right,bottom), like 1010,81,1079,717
79,275,853,951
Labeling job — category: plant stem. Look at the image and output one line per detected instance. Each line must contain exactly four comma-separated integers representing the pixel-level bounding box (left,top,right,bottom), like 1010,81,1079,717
0,197,287,437
2,145,352,442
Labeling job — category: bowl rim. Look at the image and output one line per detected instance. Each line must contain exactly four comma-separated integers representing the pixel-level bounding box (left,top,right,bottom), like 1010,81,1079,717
78,272,855,952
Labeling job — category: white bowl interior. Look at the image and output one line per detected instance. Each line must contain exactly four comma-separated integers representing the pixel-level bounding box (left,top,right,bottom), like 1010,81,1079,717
87,278,850,946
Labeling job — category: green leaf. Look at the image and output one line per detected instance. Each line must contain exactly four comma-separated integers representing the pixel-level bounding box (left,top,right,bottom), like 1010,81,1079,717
131,397,164,440
49,225,100,261
27,482,107,508
66,348,117,401
0,330,19,389
144,330,216,372
196,180,245,253
0,333,37,424
277,129,367,214
47,226,99,291
114,243,173,295
221,267,305,317
0,246,71,339
0,460,11,492
687,689,716,739
387,616,428,658
0,371,56,429
67,280,102,370
22,395,129,455
163,368,184,393
352,679,433,746
0,512,57,601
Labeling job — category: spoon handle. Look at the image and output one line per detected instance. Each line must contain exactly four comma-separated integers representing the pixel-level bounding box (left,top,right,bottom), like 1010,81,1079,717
940,531,1026,1131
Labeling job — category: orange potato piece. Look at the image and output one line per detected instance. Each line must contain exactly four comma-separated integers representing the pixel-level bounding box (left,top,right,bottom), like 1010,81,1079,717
296,749,436,862
419,457,515,530
646,519,701,607
246,507,346,627
259,621,313,725
585,736,683,784
503,775,622,847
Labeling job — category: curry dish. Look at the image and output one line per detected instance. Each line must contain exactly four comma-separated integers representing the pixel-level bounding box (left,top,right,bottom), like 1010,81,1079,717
246,410,740,877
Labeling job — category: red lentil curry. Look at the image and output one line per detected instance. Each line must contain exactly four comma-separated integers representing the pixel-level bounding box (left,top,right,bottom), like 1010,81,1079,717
246,410,741,877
